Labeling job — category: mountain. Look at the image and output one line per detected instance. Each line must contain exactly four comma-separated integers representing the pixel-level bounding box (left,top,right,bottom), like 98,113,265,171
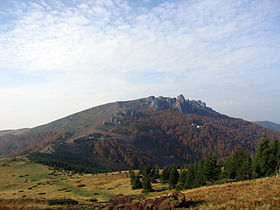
0,95,279,171
253,121,280,132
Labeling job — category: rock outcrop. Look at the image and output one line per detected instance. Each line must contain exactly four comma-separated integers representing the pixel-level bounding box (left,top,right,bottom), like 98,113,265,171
107,192,186,210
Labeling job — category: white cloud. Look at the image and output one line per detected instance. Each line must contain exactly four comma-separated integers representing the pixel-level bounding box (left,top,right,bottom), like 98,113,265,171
0,0,280,129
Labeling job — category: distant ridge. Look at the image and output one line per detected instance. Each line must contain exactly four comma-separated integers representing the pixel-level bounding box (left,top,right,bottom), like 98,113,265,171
253,121,280,132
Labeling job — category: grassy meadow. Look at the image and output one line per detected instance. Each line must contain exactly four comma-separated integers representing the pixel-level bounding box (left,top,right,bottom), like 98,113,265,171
0,156,279,209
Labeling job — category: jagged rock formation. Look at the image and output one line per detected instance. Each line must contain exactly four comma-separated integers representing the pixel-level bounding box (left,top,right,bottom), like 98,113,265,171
118,94,212,114
111,95,218,121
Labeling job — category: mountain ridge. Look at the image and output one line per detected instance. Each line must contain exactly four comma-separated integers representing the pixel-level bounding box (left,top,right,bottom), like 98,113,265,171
0,95,279,171
253,121,280,132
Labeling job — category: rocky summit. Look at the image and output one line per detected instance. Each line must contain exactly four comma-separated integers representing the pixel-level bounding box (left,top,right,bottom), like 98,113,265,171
0,95,279,171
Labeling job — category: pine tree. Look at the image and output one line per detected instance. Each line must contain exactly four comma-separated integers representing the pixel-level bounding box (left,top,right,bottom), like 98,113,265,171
253,136,273,178
151,168,157,183
184,164,196,189
142,166,152,178
195,160,205,187
160,166,170,183
168,166,179,189
224,149,252,181
269,139,279,175
142,176,152,193
135,174,142,189
238,150,252,180
176,169,187,190
130,171,136,189
277,144,280,176
204,154,220,184
155,167,160,179
130,171,142,189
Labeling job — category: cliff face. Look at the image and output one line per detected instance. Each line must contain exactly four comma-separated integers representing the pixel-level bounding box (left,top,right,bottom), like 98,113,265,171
113,95,224,121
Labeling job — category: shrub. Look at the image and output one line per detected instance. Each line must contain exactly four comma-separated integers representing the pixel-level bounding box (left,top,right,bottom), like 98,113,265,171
48,198,79,205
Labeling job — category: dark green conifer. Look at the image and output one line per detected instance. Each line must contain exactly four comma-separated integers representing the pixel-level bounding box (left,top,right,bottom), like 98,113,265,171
155,167,160,179
176,169,187,190
224,149,252,181
130,171,136,189
204,154,220,184
151,168,157,183
160,166,170,183
253,136,273,178
184,164,196,189
142,176,152,193
135,174,142,189
195,160,205,186
168,167,179,189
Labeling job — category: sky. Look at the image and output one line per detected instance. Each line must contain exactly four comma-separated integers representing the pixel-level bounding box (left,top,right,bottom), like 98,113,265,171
0,0,280,130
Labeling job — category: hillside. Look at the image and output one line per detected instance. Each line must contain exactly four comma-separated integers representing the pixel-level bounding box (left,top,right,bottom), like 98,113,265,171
0,157,279,209
254,121,280,132
0,95,279,170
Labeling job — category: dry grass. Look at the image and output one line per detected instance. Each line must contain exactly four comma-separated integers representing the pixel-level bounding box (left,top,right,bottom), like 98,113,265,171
184,177,280,209
0,157,280,209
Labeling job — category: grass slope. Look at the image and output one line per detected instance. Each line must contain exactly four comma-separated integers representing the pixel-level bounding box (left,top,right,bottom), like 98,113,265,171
0,157,279,209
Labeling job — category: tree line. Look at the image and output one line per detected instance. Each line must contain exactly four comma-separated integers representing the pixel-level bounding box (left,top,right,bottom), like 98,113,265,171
130,136,280,191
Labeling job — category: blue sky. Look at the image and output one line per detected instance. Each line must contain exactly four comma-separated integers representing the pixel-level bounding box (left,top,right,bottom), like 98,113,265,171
0,0,280,130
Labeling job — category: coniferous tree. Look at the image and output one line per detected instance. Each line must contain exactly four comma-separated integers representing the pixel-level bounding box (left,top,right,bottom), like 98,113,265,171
151,167,157,183
269,139,279,175
238,150,252,180
130,171,136,189
176,169,187,190
204,154,220,184
161,166,170,183
135,174,142,189
253,136,273,178
155,167,160,179
168,166,179,189
142,176,152,193
277,144,280,175
224,149,252,181
184,164,196,189
142,166,152,178
195,160,206,186
130,171,142,189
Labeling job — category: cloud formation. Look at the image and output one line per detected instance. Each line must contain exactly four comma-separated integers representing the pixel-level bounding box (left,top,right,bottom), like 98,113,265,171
0,0,280,129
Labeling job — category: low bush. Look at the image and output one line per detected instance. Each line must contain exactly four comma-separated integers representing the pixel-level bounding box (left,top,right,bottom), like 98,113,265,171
48,198,79,206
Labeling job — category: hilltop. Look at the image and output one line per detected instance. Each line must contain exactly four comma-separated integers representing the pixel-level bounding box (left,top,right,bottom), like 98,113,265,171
0,95,279,170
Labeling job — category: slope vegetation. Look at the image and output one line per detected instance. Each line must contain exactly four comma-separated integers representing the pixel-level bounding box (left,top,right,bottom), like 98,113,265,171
0,95,279,170
0,157,279,209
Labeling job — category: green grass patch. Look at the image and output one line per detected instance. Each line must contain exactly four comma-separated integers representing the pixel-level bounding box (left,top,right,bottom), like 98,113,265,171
0,184,18,191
